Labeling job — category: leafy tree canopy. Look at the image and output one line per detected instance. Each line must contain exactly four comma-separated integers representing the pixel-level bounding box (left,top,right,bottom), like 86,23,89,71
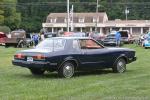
1,0,150,32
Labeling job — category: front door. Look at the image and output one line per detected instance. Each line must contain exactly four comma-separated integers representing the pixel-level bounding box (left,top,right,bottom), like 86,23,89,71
78,39,111,69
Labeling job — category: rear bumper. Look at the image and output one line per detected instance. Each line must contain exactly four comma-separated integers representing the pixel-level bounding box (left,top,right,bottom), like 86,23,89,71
12,60,56,70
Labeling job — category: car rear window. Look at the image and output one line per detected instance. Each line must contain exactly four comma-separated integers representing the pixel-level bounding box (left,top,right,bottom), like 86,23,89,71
36,38,66,51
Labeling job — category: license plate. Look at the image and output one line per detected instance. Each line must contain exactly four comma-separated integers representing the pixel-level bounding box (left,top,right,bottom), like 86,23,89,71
27,57,33,62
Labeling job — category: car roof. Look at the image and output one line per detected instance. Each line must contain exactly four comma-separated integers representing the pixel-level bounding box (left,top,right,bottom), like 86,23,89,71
50,37,91,40
44,32,57,34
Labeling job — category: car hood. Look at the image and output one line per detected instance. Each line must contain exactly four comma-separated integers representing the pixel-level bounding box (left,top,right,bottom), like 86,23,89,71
104,38,115,41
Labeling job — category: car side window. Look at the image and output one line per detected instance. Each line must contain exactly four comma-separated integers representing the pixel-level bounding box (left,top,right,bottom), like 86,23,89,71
79,39,102,49
73,40,80,50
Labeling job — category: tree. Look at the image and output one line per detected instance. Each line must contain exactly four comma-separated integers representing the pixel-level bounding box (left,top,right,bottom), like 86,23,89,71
0,0,4,25
3,0,21,30
16,0,150,32
0,0,21,30
0,26,11,34
0,10,4,25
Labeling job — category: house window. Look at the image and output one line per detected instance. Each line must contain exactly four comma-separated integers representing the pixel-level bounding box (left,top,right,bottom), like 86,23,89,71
64,18,67,23
64,18,70,23
79,18,84,23
47,19,51,23
93,17,99,23
50,18,56,23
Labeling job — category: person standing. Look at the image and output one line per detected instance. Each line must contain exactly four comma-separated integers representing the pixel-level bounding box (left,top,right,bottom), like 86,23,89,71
32,33,39,46
115,31,121,47
40,32,45,41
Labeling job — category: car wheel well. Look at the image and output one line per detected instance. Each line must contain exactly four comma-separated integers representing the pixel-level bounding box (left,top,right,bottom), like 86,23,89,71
120,56,127,63
58,61,76,78
59,60,78,70
114,56,127,66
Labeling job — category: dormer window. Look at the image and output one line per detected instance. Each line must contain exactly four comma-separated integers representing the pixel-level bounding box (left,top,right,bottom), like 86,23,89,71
64,18,71,23
93,17,99,23
50,18,56,23
79,18,84,23
64,18,67,23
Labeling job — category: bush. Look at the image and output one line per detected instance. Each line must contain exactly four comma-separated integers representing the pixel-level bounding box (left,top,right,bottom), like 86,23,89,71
0,26,11,34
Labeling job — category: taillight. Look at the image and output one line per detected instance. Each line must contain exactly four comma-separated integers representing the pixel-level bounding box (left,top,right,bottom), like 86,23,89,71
15,53,25,59
33,54,45,60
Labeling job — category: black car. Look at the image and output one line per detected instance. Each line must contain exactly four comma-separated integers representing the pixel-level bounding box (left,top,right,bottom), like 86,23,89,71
103,34,123,46
12,37,136,78
44,32,57,38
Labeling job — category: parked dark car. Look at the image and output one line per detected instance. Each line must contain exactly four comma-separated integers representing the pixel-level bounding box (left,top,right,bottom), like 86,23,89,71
103,34,123,46
103,34,116,46
44,32,57,38
12,37,136,78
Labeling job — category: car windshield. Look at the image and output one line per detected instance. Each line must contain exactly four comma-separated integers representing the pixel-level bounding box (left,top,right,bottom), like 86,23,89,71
36,38,66,51
107,34,115,37
0,34,6,38
107,34,115,38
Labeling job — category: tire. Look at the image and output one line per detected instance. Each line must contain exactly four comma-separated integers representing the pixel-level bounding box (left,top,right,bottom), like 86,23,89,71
30,68,45,75
17,40,25,48
58,62,75,78
20,43,23,48
113,58,126,73
26,43,30,48
19,42,24,48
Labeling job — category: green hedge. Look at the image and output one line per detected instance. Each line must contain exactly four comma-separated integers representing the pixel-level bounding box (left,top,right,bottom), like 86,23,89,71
0,26,11,34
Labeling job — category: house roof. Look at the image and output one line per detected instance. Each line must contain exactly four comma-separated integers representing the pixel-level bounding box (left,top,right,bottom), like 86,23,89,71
106,20,150,24
46,12,108,23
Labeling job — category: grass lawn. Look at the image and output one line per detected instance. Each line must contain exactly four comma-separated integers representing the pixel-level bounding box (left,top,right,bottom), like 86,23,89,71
0,44,150,100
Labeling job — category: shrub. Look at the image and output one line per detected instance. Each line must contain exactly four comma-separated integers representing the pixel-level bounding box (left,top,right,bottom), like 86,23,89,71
0,26,11,34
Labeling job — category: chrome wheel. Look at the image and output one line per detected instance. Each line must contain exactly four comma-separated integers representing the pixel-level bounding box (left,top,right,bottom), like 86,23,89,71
58,62,74,78
113,58,126,73
63,64,74,78
117,59,126,73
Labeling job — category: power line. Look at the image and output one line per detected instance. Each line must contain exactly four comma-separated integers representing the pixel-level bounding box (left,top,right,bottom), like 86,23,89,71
0,2,97,6
110,2,150,5
1,2,150,7
0,2,150,6
1,2,150,10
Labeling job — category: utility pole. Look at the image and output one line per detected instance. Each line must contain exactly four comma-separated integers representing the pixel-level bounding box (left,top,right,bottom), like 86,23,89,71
125,0,129,20
67,0,70,32
125,6,129,20
95,0,99,33
70,5,74,32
